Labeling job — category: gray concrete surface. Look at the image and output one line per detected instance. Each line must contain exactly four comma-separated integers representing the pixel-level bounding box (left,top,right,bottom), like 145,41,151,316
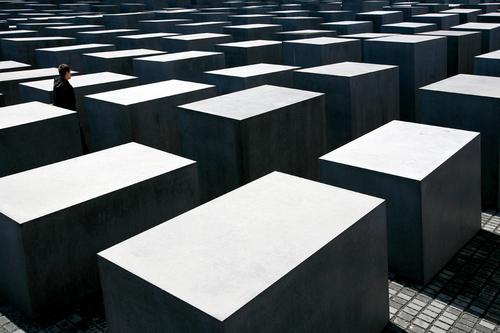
474,50,500,77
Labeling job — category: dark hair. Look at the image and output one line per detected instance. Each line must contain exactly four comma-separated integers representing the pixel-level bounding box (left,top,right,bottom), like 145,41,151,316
58,64,70,77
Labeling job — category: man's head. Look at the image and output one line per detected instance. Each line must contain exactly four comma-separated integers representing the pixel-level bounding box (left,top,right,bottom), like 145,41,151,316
58,64,71,80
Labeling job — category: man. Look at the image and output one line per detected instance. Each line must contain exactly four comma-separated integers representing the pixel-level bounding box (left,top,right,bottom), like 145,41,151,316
53,64,89,153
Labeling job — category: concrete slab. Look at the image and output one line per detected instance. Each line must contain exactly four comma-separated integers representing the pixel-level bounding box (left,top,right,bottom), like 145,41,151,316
442,8,481,24
419,74,500,211
204,63,299,94
84,79,216,153
98,171,388,333
356,10,403,33
36,43,115,73
388,5,427,22
0,67,60,105
45,24,105,38
321,20,373,35
227,14,275,25
215,39,282,67
223,23,282,41
0,142,199,319
364,34,447,122
138,18,191,33
0,60,31,72
478,13,500,24
133,51,225,84
317,10,356,22
162,32,233,52
474,50,500,76
271,16,323,31
451,22,500,53
16,22,70,36
275,29,337,41
76,28,139,45
103,12,155,29
320,120,481,284
381,21,437,34
412,13,460,30
0,101,82,177
283,37,361,68
83,48,165,75
295,61,399,151
116,32,178,51
178,84,326,202
174,21,231,34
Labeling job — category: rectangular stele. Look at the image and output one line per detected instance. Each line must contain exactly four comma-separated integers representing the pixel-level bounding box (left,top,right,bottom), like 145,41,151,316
419,74,500,210
294,61,399,151
82,48,166,75
178,84,327,203
0,101,82,177
84,79,217,153
0,142,200,319
98,171,389,333
319,120,481,284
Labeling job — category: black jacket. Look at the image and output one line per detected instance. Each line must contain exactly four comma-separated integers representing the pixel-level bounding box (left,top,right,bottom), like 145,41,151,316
53,76,76,111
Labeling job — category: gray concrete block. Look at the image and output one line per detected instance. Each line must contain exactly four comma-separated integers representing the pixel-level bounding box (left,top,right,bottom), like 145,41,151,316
44,24,105,38
104,12,155,29
317,10,356,22
0,101,82,177
419,30,481,76
75,15,105,26
442,9,481,24
76,28,139,44
83,48,165,75
215,39,282,67
462,3,499,14
178,84,326,202
84,79,216,153
342,1,386,13
283,37,361,68
275,29,337,41
0,30,38,60
364,34,447,122
451,22,500,53
474,50,500,76
162,33,233,52
478,13,500,24
412,13,460,30
414,3,449,13
190,11,230,23
0,60,31,72
204,63,298,94
356,10,403,33
16,22,70,37
419,74,500,210
271,16,323,31
227,14,275,25
337,32,398,60
295,61,399,151
388,5,427,22
321,20,373,35
223,23,282,41
0,67,60,105
120,3,147,13
133,51,225,84
154,9,198,20
0,142,200,319
138,18,191,33
319,120,481,284
174,21,231,34
36,43,116,73
116,32,178,50
1,36,76,67
381,22,437,34
98,171,388,333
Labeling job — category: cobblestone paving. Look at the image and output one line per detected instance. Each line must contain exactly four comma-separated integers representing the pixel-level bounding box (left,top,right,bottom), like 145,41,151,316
2,211,500,333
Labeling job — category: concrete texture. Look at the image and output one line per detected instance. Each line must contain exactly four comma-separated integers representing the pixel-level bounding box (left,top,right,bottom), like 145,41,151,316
178,85,326,202
270,16,323,31
115,32,178,51
364,34,447,122
419,74,500,211
174,21,231,34
0,60,30,72
0,142,199,319
0,30,38,60
204,63,298,95
82,48,165,75
275,29,337,41
76,28,139,45
320,120,481,284
474,50,500,77
98,171,388,333
215,39,282,67
0,67,60,105
84,79,216,153
222,23,282,41
381,22,437,34
227,14,274,25
138,18,190,33
321,20,373,35
478,13,500,24
283,37,361,68
44,25,105,38
356,10,403,33
412,13,460,31
103,12,155,29
294,61,399,151
442,8,481,24
35,43,116,73
451,22,500,53
133,51,225,84
0,101,82,177
419,30,481,76
162,33,233,52
389,5,428,22
317,10,356,22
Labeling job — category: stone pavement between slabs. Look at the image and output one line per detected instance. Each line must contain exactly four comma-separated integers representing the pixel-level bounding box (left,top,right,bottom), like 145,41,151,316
2,211,500,333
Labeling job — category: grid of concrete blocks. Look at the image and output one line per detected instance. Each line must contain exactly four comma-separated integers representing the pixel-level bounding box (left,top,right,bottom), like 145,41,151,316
0,0,500,332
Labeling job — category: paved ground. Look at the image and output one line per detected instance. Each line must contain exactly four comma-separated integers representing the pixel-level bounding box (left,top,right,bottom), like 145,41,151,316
1,210,500,333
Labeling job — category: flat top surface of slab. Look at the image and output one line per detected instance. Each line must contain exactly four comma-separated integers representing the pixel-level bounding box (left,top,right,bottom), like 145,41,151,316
367,34,445,43
285,36,356,45
0,30,37,35
0,60,30,70
278,29,334,34
476,49,500,59
98,171,385,321
384,22,435,28
323,20,370,25
2,36,74,42
38,43,113,52
320,120,479,181
46,24,103,30
217,39,281,47
420,30,480,37
86,79,214,105
166,32,231,41
341,32,398,38
78,29,138,35
481,13,500,17
139,50,222,62
296,61,397,77
0,68,58,82
358,10,400,15
224,23,279,29
118,32,177,39
21,72,137,91
179,84,322,120
0,101,74,130
452,22,500,30
420,73,500,98
84,48,165,59
442,9,481,13
413,13,458,18
205,63,299,77
0,142,194,223
177,22,229,27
